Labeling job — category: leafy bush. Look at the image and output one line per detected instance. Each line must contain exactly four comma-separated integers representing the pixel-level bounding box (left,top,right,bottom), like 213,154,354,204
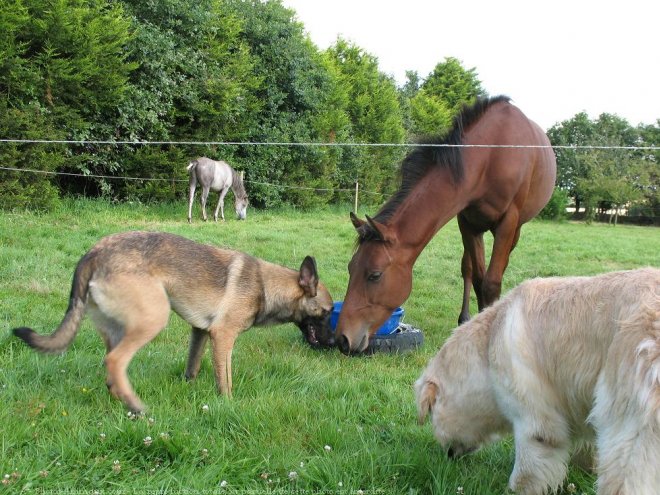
538,187,570,221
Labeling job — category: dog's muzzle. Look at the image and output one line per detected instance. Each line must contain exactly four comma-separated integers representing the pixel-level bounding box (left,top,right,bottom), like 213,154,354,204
299,315,334,348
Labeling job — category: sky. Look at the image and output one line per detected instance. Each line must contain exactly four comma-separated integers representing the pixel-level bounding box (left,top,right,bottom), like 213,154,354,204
280,0,659,131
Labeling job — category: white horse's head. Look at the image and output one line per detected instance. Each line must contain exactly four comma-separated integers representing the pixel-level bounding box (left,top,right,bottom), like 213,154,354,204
235,195,248,220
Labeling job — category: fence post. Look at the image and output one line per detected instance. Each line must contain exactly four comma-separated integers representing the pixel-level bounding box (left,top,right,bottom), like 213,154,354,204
354,180,359,213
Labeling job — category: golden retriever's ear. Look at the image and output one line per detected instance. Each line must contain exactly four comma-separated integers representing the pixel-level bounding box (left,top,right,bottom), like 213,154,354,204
416,380,439,425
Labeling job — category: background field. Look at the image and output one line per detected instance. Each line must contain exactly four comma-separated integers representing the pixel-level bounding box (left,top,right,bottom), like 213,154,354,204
1,199,658,494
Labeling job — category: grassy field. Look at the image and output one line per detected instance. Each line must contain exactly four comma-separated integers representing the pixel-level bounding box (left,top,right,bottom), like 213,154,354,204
1,198,658,494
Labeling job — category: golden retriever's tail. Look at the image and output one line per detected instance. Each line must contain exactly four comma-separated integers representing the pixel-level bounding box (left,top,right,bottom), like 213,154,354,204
414,377,440,425
13,250,97,353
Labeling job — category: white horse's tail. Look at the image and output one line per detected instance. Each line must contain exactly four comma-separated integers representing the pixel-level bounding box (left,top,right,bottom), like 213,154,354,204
186,160,197,172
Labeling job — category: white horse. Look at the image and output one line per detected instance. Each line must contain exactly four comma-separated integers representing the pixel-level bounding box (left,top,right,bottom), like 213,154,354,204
186,157,248,223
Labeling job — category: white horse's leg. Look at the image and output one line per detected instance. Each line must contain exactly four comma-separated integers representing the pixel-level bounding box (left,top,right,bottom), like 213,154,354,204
200,186,210,221
214,186,229,222
187,177,197,223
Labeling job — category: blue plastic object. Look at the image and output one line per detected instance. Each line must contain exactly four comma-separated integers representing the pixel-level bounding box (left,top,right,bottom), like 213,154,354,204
330,301,404,336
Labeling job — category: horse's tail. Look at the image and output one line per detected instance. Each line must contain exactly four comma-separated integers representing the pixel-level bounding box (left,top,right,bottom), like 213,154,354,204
186,159,198,173
13,250,97,353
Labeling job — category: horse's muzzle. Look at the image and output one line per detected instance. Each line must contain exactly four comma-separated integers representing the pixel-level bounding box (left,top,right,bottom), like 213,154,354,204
337,333,368,355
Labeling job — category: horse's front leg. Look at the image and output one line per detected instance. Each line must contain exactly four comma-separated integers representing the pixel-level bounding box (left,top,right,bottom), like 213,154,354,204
214,187,229,222
457,215,485,324
482,210,521,308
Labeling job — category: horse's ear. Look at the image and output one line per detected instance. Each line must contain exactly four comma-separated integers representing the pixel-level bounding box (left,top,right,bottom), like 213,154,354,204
298,256,318,298
365,215,395,242
350,212,365,230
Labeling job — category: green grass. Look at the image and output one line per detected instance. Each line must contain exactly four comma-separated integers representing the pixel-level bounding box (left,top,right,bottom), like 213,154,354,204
1,198,658,494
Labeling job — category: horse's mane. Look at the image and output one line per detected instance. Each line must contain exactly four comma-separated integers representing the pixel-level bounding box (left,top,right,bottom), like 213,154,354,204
231,168,248,200
370,95,511,229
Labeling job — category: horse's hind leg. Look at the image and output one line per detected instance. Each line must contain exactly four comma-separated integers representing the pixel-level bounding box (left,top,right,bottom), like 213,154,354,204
458,252,473,325
200,186,211,221
214,186,229,222
457,214,485,323
187,175,197,223
185,327,209,381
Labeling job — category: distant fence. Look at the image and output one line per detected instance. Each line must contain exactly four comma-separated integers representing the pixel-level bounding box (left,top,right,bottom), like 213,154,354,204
569,211,660,227
1,139,658,214
1,138,658,150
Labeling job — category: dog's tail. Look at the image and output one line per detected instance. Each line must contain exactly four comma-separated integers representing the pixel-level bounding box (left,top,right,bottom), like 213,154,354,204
13,251,97,353
415,376,440,425
186,159,198,173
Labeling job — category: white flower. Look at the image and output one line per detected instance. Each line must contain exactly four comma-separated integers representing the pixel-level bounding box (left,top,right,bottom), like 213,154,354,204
219,480,228,488
202,404,210,412
288,471,298,480
338,481,343,487
324,445,332,452
143,436,153,446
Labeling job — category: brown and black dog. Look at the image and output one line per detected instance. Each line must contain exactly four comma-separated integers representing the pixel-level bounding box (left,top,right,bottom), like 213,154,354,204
13,231,335,412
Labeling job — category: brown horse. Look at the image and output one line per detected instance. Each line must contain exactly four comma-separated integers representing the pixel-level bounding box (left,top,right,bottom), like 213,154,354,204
336,96,556,354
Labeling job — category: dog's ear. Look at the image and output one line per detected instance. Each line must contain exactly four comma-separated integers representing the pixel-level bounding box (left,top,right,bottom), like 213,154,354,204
416,379,440,425
299,256,319,298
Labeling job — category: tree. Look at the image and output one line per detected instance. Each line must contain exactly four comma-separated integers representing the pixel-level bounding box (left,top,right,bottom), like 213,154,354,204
400,57,486,140
110,0,262,201
324,38,405,197
222,0,352,208
421,57,486,116
408,89,453,137
0,0,134,208
636,121,660,218
547,112,596,211
548,112,656,223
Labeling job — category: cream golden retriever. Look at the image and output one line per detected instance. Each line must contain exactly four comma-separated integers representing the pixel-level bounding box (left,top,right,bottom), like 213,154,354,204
416,268,659,495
